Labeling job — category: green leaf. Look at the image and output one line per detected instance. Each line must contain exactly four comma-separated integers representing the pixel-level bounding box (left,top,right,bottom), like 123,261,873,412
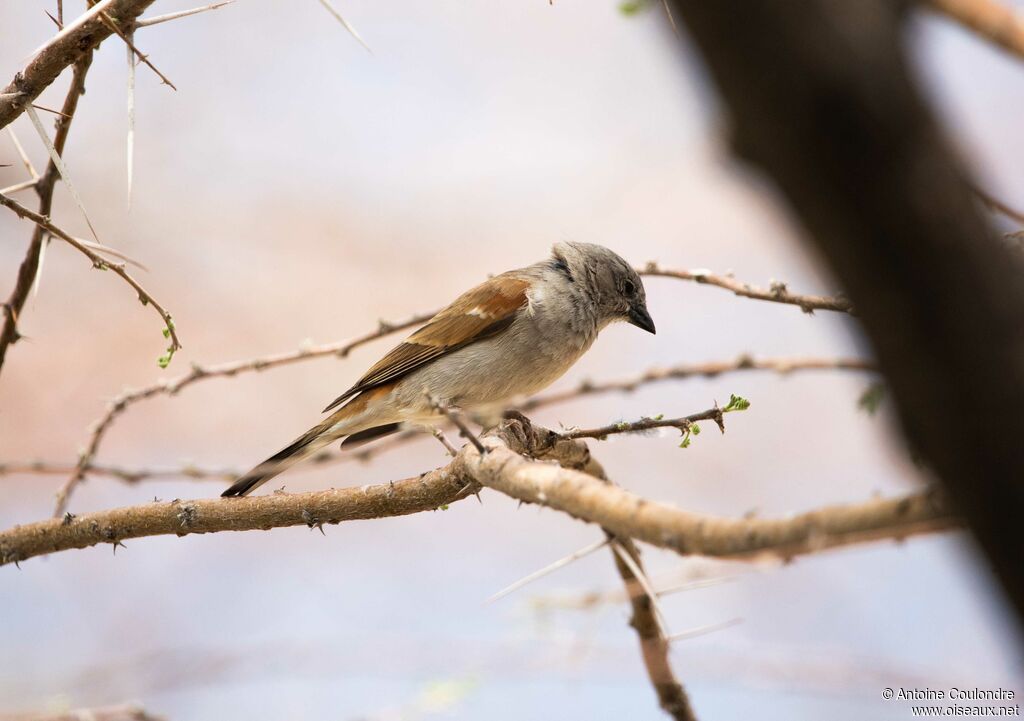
679,436,691,449
691,423,701,435
858,382,886,416
619,0,651,16
724,394,751,412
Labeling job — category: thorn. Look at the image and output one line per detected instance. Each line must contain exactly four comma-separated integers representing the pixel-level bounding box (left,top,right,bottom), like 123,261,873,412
316,0,372,53
111,540,127,554
666,618,742,643
487,537,610,604
61,511,76,525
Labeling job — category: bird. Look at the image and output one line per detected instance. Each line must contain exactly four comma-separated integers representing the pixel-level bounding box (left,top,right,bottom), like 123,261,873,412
221,241,656,497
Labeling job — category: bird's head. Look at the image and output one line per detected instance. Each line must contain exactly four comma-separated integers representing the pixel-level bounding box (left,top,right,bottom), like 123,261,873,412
551,241,655,334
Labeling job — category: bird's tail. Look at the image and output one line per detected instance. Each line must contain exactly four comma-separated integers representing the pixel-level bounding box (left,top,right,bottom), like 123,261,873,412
222,420,337,497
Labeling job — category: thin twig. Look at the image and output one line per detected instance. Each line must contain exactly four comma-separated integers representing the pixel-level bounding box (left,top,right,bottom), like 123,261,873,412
554,395,753,446
639,263,853,314
0,192,181,393
3,355,869,489
56,312,434,513
0,54,93,376
426,393,487,454
521,355,874,411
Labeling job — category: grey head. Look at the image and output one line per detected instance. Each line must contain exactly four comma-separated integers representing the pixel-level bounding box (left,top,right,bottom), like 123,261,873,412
551,241,656,334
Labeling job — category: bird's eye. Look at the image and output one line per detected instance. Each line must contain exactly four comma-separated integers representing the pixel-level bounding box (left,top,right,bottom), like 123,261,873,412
622,279,636,296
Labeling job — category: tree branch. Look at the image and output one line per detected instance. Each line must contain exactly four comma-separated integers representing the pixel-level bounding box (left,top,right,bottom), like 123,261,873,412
0,420,958,569
53,311,436,515
0,355,872,487
611,536,698,721
640,263,853,314
0,0,158,131
0,54,92,374
0,191,181,369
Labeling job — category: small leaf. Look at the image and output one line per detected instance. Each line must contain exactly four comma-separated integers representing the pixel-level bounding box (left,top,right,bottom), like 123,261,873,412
691,423,701,436
619,0,651,15
858,382,886,416
679,436,691,449
724,394,751,412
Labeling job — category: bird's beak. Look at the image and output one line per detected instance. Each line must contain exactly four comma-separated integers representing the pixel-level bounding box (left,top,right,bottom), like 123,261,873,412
627,305,656,334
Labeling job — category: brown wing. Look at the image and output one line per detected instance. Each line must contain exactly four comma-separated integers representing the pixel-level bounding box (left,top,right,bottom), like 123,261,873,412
322,274,531,412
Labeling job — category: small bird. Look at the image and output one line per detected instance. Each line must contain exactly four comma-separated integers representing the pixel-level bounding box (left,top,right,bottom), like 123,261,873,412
222,242,655,497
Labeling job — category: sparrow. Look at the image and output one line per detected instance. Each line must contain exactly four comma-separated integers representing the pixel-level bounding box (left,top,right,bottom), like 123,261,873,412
222,241,655,497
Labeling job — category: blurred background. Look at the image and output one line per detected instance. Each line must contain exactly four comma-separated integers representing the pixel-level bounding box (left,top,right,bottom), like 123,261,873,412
1,1,1023,719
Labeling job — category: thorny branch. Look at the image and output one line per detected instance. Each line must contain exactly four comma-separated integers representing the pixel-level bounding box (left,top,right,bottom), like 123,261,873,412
53,311,436,515
0,192,181,369
0,54,92,374
50,261,860,512
0,0,159,131
554,397,750,445
0,419,959,568
0,355,872,488
640,263,853,314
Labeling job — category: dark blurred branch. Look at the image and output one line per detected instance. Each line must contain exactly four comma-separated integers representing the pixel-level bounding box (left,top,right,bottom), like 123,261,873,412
0,54,92,375
0,419,959,568
0,0,157,131
924,0,1024,60
665,0,1024,621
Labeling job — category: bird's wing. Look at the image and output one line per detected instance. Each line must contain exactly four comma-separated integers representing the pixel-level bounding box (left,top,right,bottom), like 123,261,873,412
322,273,531,412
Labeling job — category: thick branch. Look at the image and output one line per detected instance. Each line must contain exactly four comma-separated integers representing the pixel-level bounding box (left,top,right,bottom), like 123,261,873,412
0,421,958,569
0,0,158,131
466,424,959,561
1,458,478,567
